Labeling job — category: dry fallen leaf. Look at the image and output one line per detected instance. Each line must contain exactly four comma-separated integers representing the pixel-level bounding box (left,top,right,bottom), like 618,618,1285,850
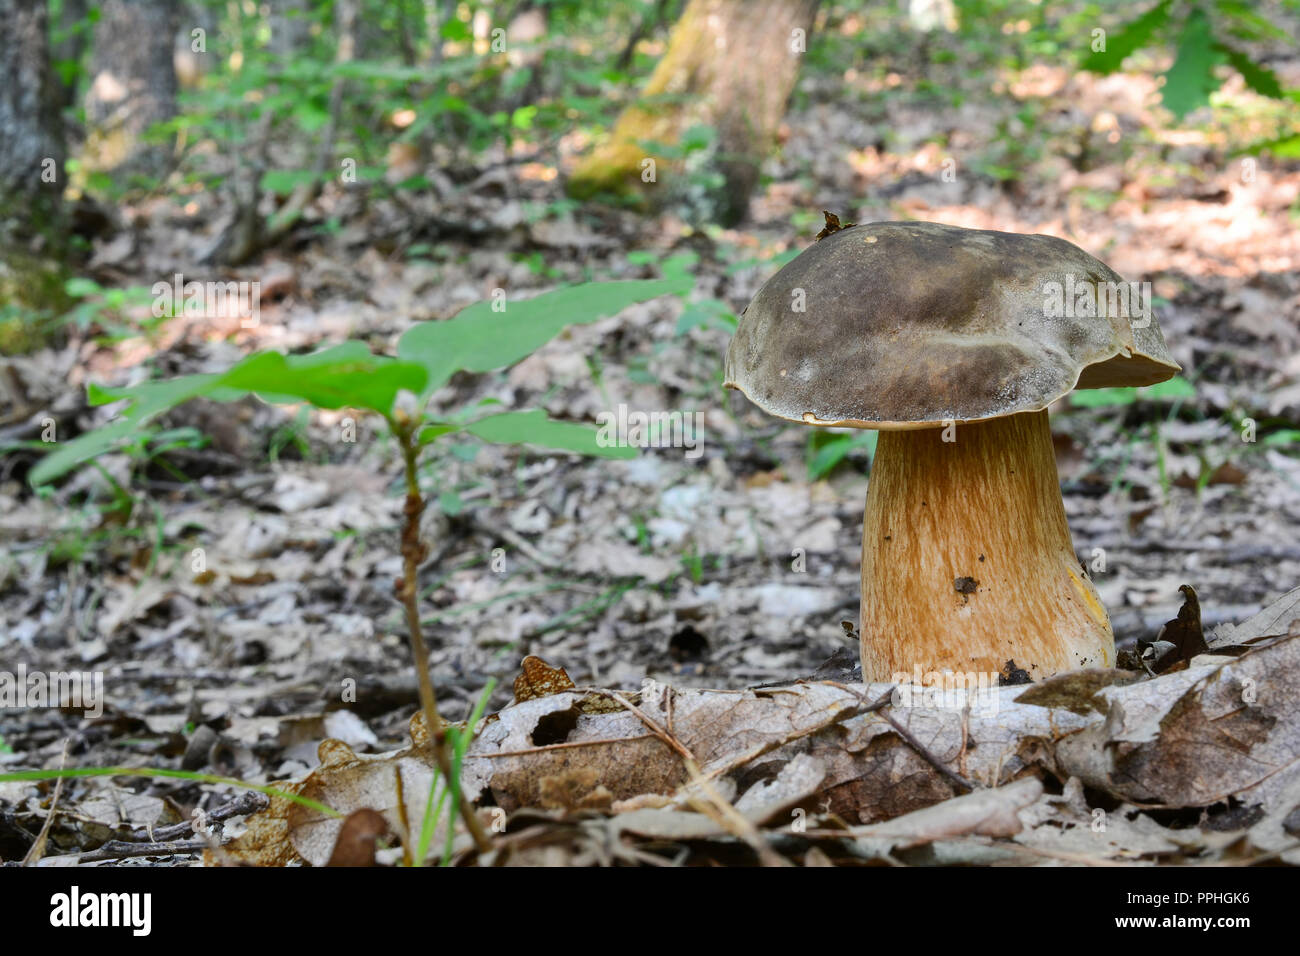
513,655,575,702
211,593,1300,865
326,808,392,866
1141,584,1209,672
1210,584,1300,649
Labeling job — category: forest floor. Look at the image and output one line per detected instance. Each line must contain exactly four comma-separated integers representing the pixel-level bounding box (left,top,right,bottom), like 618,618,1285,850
2,56,1300,863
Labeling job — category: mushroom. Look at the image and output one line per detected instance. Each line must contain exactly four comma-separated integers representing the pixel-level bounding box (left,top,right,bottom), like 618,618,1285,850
724,220,1180,682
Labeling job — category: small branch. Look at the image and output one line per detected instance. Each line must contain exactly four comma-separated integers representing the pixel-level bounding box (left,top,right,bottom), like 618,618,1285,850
476,733,659,758
130,791,268,843
77,839,207,862
594,690,694,761
878,709,977,793
22,741,69,866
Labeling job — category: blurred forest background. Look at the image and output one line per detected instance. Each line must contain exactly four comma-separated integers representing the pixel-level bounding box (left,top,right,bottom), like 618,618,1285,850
2,0,1300,765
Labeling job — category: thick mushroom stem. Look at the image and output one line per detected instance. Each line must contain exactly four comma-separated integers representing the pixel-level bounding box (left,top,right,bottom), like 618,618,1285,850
859,409,1113,682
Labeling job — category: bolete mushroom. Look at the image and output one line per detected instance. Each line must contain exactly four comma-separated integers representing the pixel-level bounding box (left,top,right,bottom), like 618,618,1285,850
725,220,1179,682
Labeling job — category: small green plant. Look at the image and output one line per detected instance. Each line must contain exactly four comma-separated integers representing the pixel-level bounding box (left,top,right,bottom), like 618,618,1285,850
30,279,688,487
413,679,496,867
26,275,689,859
1067,375,1198,502
806,430,877,481
268,407,314,464
1067,374,1198,409
1080,1,1299,122
59,277,166,340
675,298,737,336
1262,429,1300,452
681,546,704,584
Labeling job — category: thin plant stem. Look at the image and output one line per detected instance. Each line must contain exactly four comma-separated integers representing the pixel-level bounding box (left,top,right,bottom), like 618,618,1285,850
390,414,494,856
0,766,339,817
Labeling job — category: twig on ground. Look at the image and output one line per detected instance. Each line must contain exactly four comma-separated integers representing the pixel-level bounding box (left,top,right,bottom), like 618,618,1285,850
877,709,977,793
130,791,268,843
475,732,659,759
22,740,69,866
76,839,207,862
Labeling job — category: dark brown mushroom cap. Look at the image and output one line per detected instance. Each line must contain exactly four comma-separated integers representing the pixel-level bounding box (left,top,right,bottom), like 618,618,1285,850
724,221,1180,428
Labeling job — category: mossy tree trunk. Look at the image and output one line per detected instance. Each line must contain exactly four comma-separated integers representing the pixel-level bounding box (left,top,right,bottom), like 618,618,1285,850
568,0,820,225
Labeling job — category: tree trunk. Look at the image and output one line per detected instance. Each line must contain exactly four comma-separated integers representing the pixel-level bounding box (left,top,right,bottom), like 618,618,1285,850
567,0,820,225
0,0,72,330
0,0,67,250
85,0,180,179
